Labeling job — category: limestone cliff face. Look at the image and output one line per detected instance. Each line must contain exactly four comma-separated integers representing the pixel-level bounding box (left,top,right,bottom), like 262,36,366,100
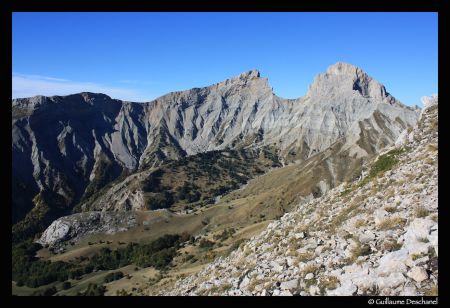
12,62,419,226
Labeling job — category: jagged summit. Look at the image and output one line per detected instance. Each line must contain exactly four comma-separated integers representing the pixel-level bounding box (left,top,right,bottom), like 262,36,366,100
305,62,402,108
326,62,363,76
214,69,265,89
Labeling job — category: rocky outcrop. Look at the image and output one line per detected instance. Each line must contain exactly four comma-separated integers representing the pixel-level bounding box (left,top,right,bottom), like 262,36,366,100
38,211,137,250
158,95,437,296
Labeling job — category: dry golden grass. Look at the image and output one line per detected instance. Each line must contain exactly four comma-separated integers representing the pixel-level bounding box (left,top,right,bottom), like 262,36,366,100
286,249,298,257
296,252,314,263
430,214,438,223
415,206,430,218
425,284,438,296
384,206,398,213
427,143,438,152
381,239,402,252
430,119,438,131
301,263,320,275
424,158,435,165
353,219,365,229
377,217,406,230
319,276,339,291
246,279,262,292
208,282,233,294
383,189,396,201
350,243,371,261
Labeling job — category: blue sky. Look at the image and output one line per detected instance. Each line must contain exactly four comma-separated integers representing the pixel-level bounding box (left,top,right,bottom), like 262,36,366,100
12,12,437,106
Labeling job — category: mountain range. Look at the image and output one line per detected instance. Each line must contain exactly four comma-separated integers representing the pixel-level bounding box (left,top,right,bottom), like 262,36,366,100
12,62,435,297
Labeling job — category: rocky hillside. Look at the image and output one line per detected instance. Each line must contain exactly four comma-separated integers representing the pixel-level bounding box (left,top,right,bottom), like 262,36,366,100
12,62,419,242
158,95,438,296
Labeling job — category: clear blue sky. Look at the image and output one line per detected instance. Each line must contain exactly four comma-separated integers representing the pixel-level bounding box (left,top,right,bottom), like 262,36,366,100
12,12,437,106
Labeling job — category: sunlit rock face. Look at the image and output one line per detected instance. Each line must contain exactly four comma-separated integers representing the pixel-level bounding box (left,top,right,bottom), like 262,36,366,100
12,62,418,226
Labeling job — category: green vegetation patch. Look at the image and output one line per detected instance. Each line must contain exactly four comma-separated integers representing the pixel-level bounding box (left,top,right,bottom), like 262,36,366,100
12,190,72,244
198,238,215,250
140,146,281,211
358,148,404,187
12,234,188,289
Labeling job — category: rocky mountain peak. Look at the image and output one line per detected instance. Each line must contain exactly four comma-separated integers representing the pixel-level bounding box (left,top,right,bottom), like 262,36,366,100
326,61,361,76
213,69,269,92
238,69,261,80
78,92,112,103
306,62,397,106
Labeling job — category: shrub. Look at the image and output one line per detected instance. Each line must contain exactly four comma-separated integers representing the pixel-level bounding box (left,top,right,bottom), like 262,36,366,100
145,191,175,210
198,239,215,250
213,228,236,241
104,271,124,283
80,283,106,296
62,281,71,290
116,289,132,296
31,286,57,296
142,169,165,192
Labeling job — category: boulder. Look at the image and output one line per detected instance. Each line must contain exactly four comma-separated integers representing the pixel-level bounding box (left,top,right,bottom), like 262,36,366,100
327,281,357,296
359,231,376,244
280,279,299,290
377,272,406,289
279,290,293,296
407,267,428,283
309,285,321,296
376,249,409,276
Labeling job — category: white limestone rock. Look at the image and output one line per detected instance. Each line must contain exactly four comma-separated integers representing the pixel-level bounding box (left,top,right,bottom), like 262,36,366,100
280,278,299,290
407,267,428,283
38,211,137,248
